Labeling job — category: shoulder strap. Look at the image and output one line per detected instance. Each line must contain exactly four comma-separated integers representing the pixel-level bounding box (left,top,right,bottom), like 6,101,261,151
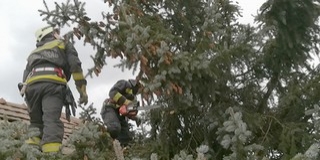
30,39,65,54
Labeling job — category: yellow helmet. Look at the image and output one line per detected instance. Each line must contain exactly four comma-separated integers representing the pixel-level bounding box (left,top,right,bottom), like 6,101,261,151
35,26,54,42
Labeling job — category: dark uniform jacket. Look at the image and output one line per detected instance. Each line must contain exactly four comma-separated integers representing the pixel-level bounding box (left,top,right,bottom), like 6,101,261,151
23,37,83,85
109,80,136,108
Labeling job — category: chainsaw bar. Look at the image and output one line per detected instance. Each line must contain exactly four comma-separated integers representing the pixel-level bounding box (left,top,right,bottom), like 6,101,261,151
128,104,162,111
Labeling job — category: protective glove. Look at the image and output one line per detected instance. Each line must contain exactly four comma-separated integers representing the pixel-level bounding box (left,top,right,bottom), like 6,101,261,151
73,72,88,105
76,84,88,105
119,100,131,116
119,104,129,116
119,101,138,117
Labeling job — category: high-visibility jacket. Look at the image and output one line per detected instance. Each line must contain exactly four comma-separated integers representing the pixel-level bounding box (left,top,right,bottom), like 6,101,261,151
23,37,85,86
109,79,136,108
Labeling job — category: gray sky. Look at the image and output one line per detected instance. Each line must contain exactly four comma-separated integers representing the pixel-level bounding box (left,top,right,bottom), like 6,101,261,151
0,0,266,116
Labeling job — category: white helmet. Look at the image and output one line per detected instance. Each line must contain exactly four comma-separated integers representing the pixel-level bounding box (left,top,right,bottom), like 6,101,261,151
35,26,54,42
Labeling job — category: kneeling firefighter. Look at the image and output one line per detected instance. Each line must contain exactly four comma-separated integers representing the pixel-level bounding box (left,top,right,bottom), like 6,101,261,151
20,26,88,153
100,79,141,147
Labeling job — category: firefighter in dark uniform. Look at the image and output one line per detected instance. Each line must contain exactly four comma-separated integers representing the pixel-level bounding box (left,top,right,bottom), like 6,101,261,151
22,26,88,153
100,79,141,147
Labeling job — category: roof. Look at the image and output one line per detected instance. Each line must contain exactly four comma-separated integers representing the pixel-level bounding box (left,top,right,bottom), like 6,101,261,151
0,97,82,140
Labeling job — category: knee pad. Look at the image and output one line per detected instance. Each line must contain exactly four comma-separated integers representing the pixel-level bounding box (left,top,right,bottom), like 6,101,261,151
106,122,121,139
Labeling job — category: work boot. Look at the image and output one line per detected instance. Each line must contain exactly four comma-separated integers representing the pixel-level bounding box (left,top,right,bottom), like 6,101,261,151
42,142,62,153
25,137,41,146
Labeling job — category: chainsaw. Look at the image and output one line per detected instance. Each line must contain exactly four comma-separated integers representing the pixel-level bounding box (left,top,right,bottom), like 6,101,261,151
126,103,162,127
127,103,162,111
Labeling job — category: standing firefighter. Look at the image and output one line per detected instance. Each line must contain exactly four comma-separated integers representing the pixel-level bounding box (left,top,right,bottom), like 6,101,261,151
100,79,141,147
21,26,88,153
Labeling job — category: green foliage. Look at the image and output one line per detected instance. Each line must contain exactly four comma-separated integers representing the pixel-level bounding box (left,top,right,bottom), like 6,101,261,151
1,102,218,159
0,120,62,160
0,106,116,159
62,121,115,160
29,0,320,159
78,102,102,123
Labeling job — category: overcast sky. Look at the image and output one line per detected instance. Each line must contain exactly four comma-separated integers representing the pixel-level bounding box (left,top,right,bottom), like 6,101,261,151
0,0,266,117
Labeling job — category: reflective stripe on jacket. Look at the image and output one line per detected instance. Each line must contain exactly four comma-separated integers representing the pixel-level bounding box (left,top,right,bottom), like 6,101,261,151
26,67,67,85
109,80,135,107
23,37,83,85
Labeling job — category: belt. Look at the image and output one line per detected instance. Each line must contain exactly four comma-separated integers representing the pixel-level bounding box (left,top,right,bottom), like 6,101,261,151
33,67,65,78
103,99,120,108
33,67,63,73
25,67,67,84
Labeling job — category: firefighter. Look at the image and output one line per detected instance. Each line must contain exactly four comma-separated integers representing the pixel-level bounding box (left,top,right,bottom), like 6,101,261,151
100,79,141,147
22,26,88,153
